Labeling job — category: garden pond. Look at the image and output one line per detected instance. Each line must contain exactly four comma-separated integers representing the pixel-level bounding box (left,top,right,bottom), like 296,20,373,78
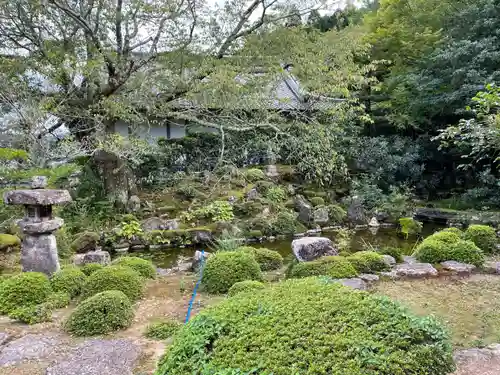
126,223,445,269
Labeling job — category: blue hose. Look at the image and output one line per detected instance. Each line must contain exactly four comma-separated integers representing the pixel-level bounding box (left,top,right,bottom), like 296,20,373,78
185,250,205,323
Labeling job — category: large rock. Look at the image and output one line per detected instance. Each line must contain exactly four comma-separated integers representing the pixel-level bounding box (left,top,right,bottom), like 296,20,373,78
483,261,500,274
313,206,329,225
82,250,111,266
0,332,10,346
347,198,367,225
441,261,476,275
141,217,167,231
46,339,140,375
291,237,338,262
368,217,380,227
265,164,279,178
190,228,212,243
294,195,313,225
394,262,438,279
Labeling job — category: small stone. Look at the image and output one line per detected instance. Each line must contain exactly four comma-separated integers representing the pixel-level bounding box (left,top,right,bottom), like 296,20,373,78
268,236,276,242
156,267,170,276
265,164,279,178
359,274,380,283
191,228,212,243
192,250,211,272
245,188,259,200
293,233,306,238
368,217,380,227
335,278,367,290
291,237,338,262
354,224,368,230
382,255,396,267
72,254,85,266
380,271,400,280
440,261,476,275
306,228,321,235
83,250,111,266
0,332,9,346
403,255,418,264
31,176,48,189
380,223,396,228
483,261,500,274
395,262,438,279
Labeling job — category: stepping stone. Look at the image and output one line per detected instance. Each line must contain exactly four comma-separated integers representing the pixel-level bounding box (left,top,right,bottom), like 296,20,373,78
359,274,380,283
334,278,367,291
46,339,140,375
0,334,61,367
394,262,438,279
441,261,476,275
484,261,500,274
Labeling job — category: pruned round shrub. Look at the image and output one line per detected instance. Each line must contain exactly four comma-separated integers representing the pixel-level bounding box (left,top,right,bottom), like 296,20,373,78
238,247,284,271
71,231,99,253
51,267,87,298
310,197,325,207
377,247,403,263
426,230,461,244
228,280,266,297
289,256,358,279
145,320,182,340
447,240,485,267
81,263,104,276
81,266,143,301
0,272,51,315
271,211,304,235
442,227,464,236
202,251,262,294
348,251,390,273
156,278,455,375
464,225,497,254
415,239,447,264
64,290,134,336
112,256,156,279
415,238,484,267
8,303,53,325
46,292,71,309
245,168,265,182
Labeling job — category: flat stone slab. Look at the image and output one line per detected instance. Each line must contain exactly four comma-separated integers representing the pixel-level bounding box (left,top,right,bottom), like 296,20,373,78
334,278,367,290
441,261,476,275
359,274,380,283
3,189,72,205
394,262,438,279
0,334,62,367
46,339,140,375
18,218,64,234
484,261,500,274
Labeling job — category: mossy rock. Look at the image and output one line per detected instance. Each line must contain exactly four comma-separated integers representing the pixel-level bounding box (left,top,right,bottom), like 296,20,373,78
71,231,100,254
244,168,266,182
0,234,21,251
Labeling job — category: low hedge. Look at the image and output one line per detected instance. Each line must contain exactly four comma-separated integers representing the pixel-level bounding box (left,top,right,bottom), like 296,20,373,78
81,266,144,301
112,256,156,279
64,290,134,336
0,272,51,315
145,320,182,340
347,251,390,273
8,303,53,325
202,251,262,294
155,278,455,375
50,267,87,298
81,263,105,276
289,256,358,279
238,247,284,271
464,225,497,254
415,238,484,267
228,280,266,297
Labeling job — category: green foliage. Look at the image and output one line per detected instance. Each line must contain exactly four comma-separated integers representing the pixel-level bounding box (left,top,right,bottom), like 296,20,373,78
348,251,390,273
185,201,235,223
264,186,286,203
426,231,462,244
399,218,423,238
328,204,347,224
211,232,243,252
81,263,105,276
238,247,284,271
112,256,156,279
0,272,51,315
46,292,71,309
245,169,265,182
145,320,182,340
270,211,304,236
447,241,485,267
377,247,404,263
289,256,358,279
310,197,325,207
156,278,455,375
254,180,274,194
64,290,134,336
8,303,53,325
227,280,266,297
202,251,262,294
0,234,21,250
464,225,497,254
71,231,100,254
247,230,263,238
115,217,143,241
50,267,87,298
442,227,464,236
81,266,144,301
0,148,28,161
55,228,73,259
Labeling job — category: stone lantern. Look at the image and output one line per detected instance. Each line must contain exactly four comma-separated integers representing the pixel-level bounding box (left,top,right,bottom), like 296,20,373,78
3,176,72,276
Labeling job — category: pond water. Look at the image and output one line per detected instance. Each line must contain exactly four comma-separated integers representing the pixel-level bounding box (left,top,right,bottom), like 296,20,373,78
127,223,445,269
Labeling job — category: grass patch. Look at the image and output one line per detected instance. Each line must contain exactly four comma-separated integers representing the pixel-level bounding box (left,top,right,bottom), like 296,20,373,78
375,275,500,348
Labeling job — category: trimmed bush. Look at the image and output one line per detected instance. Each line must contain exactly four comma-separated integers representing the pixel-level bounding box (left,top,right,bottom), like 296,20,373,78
348,251,390,273
245,168,265,182
426,230,461,244
0,272,51,315
156,278,455,375
377,247,403,263
145,320,182,340
228,280,266,297
51,267,87,298
112,256,156,279
271,211,304,235
310,197,325,207
81,263,104,276
415,238,485,267
289,256,358,279
442,227,464,236
447,240,485,267
464,225,497,254
81,266,144,301
0,234,21,251
71,231,99,253
9,303,53,325
238,247,284,271
64,290,134,336
415,239,447,264
46,292,71,309
202,251,262,294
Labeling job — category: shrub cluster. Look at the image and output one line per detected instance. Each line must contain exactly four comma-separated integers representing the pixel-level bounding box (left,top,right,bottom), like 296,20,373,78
145,320,182,340
227,280,266,297
245,168,265,182
202,251,262,294
9,303,53,325
289,256,358,279
347,251,390,273
81,266,144,301
64,290,134,336
238,247,284,271
156,278,455,375
0,272,51,315
46,292,71,309
50,267,87,298
81,263,105,276
112,256,157,279
464,225,497,254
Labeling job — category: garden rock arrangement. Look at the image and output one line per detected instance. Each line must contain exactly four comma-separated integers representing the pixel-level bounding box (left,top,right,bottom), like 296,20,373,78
291,237,338,261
